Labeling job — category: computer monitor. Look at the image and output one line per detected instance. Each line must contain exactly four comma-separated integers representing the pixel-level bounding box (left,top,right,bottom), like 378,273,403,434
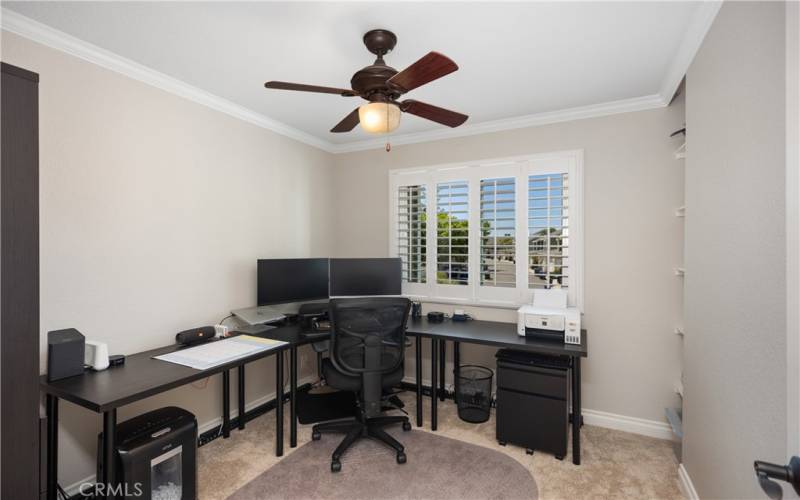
257,258,329,306
329,258,402,297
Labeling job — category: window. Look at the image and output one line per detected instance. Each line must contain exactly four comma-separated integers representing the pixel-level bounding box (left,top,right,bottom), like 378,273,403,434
389,152,583,309
480,178,516,288
397,185,427,284
436,181,469,285
528,173,569,290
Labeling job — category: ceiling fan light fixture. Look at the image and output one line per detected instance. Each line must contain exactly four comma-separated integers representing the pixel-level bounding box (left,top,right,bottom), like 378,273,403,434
358,102,401,134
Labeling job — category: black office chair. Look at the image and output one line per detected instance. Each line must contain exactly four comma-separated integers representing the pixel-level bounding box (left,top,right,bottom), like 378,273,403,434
311,297,412,472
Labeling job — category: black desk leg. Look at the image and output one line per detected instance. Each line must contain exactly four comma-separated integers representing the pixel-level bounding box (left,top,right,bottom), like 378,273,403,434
46,395,58,500
431,338,438,431
222,370,231,438
290,346,297,448
453,342,460,405
102,409,117,499
439,340,446,401
276,352,284,457
572,357,581,465
238,365,246,430
415,335,423,427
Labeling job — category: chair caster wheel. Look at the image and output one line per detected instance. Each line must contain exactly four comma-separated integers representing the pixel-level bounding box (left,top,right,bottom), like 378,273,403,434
555,455,565,461
402,421,412,431
331,460,342,473
312,431,321,441
526,449,534,455
498,441,506,446
397,452,407,464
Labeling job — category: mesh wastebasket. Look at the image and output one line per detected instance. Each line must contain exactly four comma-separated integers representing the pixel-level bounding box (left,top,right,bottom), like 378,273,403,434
456,365,494,423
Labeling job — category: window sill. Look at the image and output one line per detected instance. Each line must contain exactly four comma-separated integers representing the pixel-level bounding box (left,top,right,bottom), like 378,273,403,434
403,295,523,311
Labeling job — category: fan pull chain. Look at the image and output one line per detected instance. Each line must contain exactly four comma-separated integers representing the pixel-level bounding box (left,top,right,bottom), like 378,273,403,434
385,102,392,152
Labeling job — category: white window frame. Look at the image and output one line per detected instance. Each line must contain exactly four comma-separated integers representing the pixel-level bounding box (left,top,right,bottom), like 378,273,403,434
388,169,430,300
388,150,584,311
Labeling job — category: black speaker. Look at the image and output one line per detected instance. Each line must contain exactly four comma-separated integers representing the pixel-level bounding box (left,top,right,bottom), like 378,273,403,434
427,311,445,323
47,329,85,382
175,326,215,346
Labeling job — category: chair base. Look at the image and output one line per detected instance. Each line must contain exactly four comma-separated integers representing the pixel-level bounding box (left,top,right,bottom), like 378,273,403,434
311,415,412,472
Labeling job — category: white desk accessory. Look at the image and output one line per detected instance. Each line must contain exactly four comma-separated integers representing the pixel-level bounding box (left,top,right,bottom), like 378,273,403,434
85,340,110,371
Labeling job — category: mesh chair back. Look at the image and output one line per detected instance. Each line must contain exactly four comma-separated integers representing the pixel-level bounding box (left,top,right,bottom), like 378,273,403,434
329,297,411,375
329,298,410,417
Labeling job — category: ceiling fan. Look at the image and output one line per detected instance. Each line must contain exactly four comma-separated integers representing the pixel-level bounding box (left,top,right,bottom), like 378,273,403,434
264,29,468,135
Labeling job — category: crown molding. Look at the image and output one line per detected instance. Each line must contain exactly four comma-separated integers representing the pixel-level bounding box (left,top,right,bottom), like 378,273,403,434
0,8,336,153
659,0,722,103
328,94,668,153
1,4,719,155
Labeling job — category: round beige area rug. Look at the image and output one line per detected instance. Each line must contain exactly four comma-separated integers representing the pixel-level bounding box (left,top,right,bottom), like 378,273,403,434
228,428,538,499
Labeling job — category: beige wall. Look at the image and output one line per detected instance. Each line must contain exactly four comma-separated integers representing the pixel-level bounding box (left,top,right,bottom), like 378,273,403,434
2,31,332,487
332,99,686,425
683,2,787,498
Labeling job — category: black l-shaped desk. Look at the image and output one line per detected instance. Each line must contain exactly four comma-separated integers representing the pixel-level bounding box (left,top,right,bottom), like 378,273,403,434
256,317,588,464
40,316,587,499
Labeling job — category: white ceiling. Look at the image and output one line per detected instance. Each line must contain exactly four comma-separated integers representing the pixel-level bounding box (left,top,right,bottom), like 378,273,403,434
3,1,709,150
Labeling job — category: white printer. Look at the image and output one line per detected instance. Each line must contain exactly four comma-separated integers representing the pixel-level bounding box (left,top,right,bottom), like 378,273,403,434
517,290,581,345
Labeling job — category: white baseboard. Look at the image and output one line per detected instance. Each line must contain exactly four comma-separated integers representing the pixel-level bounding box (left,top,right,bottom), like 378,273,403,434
582,409,673,440
61,374,317,496
63,473,97,498
401,375,674,441
678,463,700,500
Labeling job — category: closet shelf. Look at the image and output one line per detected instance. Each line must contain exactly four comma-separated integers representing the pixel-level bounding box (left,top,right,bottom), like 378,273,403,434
674,141,686,160
665,407,683,439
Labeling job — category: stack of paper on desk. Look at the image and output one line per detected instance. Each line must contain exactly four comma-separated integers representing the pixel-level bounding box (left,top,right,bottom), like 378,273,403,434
154,335,286,370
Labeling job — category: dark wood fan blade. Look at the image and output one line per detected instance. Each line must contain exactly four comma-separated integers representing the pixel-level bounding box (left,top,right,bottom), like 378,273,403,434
264,81,358,96
331,108,361,133
401,100,468,128
388,52,458,93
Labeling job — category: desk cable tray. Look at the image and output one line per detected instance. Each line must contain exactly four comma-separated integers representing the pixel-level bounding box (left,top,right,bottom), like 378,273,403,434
154,335,286,370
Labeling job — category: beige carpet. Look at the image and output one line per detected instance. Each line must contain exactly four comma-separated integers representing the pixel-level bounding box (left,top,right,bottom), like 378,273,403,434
228,429,538,499
198,391,682,500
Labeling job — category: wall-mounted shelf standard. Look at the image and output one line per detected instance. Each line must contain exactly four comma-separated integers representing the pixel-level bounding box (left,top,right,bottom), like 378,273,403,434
669,123,685,466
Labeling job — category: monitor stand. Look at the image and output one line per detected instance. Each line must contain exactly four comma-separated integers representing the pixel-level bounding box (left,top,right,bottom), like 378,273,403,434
231,305,285,325
231,300,328,325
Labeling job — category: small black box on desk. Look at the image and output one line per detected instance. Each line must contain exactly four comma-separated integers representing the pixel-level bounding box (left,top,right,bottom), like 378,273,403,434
47,328,85,382
495,349,571,460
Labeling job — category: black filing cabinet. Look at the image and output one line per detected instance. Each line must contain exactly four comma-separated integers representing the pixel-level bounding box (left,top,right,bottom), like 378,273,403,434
495,349,570,459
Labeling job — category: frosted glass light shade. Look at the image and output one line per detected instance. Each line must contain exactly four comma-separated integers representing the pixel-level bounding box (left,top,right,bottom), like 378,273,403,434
358,102,401,134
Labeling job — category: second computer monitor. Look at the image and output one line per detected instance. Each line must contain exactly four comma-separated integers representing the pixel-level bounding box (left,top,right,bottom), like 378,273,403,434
329,258,402,297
